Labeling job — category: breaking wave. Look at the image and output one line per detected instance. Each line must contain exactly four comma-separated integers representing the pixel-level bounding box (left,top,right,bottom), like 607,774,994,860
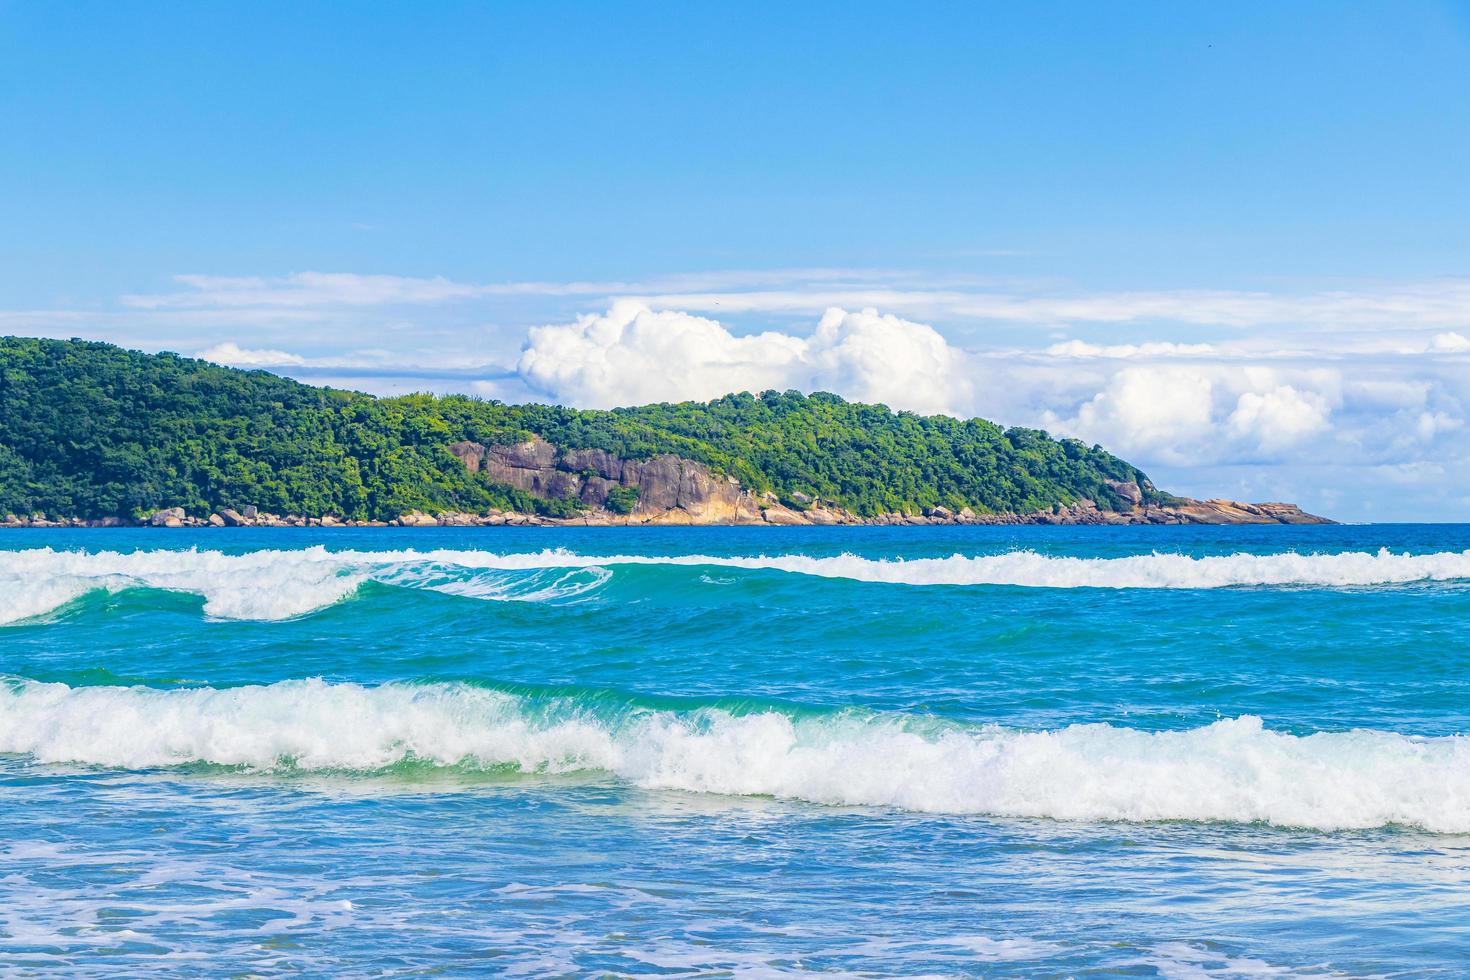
2,545,1470,624
3,676,1468,832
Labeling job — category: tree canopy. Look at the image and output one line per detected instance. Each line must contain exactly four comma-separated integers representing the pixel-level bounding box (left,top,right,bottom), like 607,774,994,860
0,336,1157,520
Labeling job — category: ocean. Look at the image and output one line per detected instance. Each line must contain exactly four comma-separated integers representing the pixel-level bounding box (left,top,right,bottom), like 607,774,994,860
2,525,1469,976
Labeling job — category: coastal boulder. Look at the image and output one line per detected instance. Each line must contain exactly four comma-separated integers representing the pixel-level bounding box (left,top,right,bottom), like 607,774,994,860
1106,481,1145,508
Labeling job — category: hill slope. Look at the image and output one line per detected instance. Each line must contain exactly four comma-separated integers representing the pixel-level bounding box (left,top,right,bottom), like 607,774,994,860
0,337,1323,525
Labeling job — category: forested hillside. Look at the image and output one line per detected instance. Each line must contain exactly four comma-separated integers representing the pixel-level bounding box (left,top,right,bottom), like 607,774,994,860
0,337,1159,521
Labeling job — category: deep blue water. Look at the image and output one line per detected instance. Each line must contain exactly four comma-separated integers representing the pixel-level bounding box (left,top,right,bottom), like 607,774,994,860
3,525,1470,976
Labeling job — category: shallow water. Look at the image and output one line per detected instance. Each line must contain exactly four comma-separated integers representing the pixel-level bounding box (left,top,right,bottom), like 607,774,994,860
2,525,1469,975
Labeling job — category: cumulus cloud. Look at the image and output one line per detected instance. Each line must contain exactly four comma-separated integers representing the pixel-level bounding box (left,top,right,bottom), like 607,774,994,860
516,302,807,407
516,302,973,415
1226,385,1334,452
805,308,973,414
1056,367,1219,464
1039,365,1344,465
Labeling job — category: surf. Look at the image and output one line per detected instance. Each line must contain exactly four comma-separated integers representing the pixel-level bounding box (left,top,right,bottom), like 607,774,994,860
4,676,1469,833
4,544,1470,624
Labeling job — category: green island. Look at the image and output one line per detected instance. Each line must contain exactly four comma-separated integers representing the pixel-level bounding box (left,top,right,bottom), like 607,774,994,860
0,336,1325,526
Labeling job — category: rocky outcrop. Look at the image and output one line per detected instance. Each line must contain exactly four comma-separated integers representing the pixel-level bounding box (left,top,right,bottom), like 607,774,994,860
1106,480,1144,507
451,436,764,524
1152,498,1330,526
996,489,1331,526
148,506,186,528
445,442,1333,527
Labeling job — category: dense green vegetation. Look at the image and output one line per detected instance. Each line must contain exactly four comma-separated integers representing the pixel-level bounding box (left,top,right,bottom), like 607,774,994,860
0,337,1158,520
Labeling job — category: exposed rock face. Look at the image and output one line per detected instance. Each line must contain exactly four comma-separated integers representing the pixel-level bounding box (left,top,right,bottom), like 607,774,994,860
444,442,1333,527
1106,480,1144,507
448,441,484,474
457,436,759,524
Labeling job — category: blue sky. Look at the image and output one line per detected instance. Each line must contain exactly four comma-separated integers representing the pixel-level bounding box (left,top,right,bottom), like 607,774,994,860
4,1,1470,520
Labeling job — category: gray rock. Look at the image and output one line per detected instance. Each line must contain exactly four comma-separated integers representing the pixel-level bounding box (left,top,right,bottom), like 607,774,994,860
447,441,486,473
149,506,186,527
1106,481,1145,507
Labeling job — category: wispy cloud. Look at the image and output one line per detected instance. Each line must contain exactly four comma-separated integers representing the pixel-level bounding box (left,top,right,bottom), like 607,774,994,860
634,280,1470,330
124,273,488,309
194,340,518,386
80,270,1470,335
119,268,932,311
1042,340,1219,359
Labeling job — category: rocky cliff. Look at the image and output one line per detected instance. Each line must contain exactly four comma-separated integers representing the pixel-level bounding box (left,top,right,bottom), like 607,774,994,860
449,437,762,524
442,436,1332,527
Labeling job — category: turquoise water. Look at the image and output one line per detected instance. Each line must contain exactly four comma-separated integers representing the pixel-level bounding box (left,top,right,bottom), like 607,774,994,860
3,526,1470,976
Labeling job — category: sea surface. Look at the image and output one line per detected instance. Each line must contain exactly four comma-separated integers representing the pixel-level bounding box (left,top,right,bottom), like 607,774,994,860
2,525,1470,977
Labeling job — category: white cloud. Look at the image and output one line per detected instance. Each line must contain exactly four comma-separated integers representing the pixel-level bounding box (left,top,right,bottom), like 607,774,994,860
1057,367,1218,464
1226,385,1333,452
1430,331,1470,352
195,341,514,383
516,302,972,414
196,342,307,367
1040,366,1342,465
1415,411,1463,441
805,308,973,415
517,302,806,408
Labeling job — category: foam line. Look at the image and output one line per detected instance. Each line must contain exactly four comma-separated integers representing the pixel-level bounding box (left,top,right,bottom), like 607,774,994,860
3,676,1467,832
2,545,1468,624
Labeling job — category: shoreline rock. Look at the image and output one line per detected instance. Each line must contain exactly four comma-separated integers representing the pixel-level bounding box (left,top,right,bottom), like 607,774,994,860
0,491,1333,530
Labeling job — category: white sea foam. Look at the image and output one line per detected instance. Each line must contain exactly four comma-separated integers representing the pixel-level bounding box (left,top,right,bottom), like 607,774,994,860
3,677,1468,832
2,545,1468,624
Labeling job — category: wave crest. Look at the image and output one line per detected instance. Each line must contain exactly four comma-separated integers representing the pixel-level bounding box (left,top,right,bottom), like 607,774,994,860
3,545,1469,624
3,677,1468,832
